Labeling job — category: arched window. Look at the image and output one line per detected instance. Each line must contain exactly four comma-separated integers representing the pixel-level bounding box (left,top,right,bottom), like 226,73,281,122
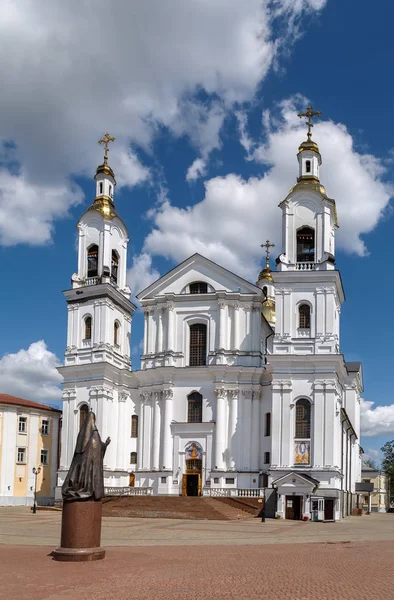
109,184,112,197
114,321,120,346
99,182,103,194
188,392,203,423
84,316,92,340
296,227,315,263
189,281,208,294
87,244,99,278
131,415,138,437
262,286,268,298
305,160,311,173
295,399,311,438
130,452,137,465
79,404,89,430
298,304,311,329
111,250,119,283
189,323,207,366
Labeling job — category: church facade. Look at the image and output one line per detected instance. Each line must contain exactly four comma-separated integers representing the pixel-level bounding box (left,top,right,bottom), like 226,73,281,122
58,120,362,521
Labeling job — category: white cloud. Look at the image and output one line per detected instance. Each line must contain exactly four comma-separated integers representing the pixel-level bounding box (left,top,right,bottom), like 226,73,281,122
186,158,207,182
361,399,394,437
0,340,63,402
136,96,393,283
127,253,160,301
0,0,326,244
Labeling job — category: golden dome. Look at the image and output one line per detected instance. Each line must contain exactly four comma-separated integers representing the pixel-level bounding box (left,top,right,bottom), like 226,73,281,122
298,138,320,154
258,266,273,282
96,163,116,181
262,299,276,324
87,196,118,220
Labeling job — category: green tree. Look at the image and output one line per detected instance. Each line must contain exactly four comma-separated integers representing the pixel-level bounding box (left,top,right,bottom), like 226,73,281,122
380,441,394,504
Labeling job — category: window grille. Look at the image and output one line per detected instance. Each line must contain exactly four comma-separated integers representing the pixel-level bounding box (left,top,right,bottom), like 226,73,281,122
130,452,137,465
85,317,92,340
87,245,99,277
18,417,27,433
296,227,315,262
187,392,203,423
41,419,50,435
40,449,49,465
186,459,202,472
189,281,208,294
265,412,271,437
298,304,311,329
189,323,207,366
17,448,26,463
79,404,89,430
111,250,119,283
295,399,311,438
131,415,138,437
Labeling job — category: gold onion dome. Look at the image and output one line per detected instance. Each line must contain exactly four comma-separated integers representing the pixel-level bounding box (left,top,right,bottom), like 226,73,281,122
96,162,116,180
258,263,273,282
88,196,118,220
298,137,320,154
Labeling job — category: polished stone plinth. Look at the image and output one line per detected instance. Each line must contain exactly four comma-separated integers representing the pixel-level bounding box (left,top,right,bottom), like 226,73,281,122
53,499,105,561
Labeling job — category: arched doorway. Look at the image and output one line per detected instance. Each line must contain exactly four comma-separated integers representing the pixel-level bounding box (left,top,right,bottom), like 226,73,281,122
129,473,135,487
182,442,203,496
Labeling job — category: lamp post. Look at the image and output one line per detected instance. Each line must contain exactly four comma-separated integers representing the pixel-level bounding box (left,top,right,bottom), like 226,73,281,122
32,466,41,514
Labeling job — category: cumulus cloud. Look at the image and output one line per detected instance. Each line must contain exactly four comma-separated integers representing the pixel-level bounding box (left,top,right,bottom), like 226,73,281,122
0,0,326,244
0,340,63,403
361,398,394,437
133,96,393,286
127,253,160,301
186,158,207,182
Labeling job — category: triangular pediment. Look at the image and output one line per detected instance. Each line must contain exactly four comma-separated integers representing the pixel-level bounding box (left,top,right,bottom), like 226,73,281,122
272,471,319,491
137,253,261,300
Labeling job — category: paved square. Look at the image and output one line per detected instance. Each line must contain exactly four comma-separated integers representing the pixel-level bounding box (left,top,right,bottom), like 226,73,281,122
1,509,394,599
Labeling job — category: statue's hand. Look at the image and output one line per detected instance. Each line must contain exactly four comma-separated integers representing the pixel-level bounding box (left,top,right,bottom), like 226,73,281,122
105,437,111,446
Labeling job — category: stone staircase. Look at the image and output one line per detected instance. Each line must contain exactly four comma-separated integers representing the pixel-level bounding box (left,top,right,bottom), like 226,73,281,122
102,496,256,521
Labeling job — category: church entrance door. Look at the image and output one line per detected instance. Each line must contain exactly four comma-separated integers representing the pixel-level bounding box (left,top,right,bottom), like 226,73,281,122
129,473,135,487
285,495,302,520
324,498,334,521
186,474,199,496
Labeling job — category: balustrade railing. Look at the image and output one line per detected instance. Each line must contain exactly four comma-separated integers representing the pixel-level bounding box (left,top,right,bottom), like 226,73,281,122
295,262,316,271
84,276,100,286
104,487,154,497
206,488,264,498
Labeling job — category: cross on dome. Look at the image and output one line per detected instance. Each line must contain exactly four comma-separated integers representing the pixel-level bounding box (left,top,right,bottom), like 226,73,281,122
297,105,322,139
261,239,275,268
98,132,116,164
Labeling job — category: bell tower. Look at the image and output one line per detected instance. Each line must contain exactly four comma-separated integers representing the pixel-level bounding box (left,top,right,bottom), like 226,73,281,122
57,134,136,492
277,106,338,272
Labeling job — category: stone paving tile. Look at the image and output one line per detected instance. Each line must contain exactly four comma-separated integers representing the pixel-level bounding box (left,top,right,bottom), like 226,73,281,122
0,541,393,600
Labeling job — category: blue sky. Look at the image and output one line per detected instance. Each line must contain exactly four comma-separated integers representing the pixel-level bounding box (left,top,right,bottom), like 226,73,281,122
0,0,393,463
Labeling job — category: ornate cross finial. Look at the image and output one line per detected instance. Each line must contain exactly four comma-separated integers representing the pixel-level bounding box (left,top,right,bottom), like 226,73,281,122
261,239,275,267
297,105,322,139
98,132,115,164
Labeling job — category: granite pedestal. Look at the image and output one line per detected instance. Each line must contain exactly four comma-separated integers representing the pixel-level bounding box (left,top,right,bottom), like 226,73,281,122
53,499,105,561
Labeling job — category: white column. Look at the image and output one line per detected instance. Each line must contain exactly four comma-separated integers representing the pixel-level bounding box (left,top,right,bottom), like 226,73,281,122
152,391,161,470
218,302,226,349
228,390,238,469
368,493,372,514
251,391,260,470
167,305,174,351
162,389,173,470
60,393,70,468
143,311,149,355
116,393,127,470
251,306,260,352
137,394,145,470
242,390,252,470
214,388,227,470
157,308,164,353
233,304,240,350
142,395,152,469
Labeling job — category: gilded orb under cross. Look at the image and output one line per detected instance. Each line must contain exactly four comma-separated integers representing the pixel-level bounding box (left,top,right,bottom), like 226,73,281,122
98,133,115,163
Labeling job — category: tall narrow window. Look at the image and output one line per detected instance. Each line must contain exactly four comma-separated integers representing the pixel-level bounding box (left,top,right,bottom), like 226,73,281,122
18,416,27,433
305,160,311,173
295,399,311,438
189,323,207,366
189,281,208,294
131,415,138,437
87,244,99,277
264,452,270,464
111,250,119,283
99,182,103,194
130,452,137,465
265,412,271,437
298,304,311,329
109,184,113,197
85,316,92,340
296,227,315,262
188,392,203,423
79,404,89,430
114,321,120,346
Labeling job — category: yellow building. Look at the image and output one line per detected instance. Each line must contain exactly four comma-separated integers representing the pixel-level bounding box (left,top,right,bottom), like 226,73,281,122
361,465,390,513
0,394,61,506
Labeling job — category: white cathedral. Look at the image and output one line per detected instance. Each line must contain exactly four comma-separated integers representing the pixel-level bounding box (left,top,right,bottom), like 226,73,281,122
57,113,362,521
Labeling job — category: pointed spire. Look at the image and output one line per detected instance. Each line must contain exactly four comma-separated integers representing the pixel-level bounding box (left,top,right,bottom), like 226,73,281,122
258,240,275,282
